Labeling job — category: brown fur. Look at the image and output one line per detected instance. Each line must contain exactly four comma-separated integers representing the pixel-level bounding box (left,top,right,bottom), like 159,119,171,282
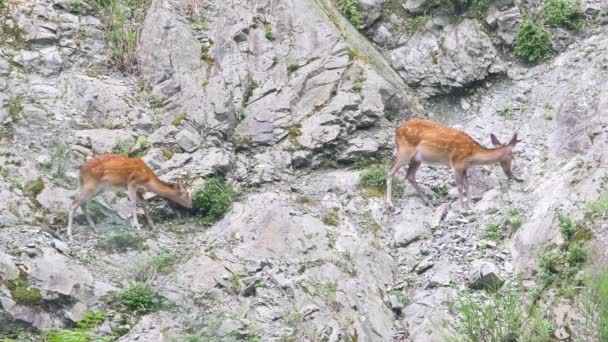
386,119,522,209
67,154,192,242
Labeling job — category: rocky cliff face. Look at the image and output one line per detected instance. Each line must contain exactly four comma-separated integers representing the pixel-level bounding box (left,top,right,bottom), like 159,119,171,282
0,0,607,340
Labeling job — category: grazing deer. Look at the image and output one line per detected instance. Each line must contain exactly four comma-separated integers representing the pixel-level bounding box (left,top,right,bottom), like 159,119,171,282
386,119,523,209
67,154,192,242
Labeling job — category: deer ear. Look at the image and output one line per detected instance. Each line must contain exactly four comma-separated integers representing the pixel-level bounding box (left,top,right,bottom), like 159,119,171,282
509,133,519,146
490,134,502,147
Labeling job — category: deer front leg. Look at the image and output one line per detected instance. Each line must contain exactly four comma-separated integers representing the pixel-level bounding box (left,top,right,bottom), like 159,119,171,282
127,185,141,230
137,192,155,228
452,167,469,209
386,154,406,210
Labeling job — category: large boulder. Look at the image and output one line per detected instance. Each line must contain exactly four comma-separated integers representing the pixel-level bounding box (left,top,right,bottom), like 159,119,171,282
389,19,501,97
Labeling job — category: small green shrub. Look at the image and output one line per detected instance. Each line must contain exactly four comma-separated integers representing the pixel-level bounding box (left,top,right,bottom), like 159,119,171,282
193,177,235,225
111,138,130,155
558,213,579,240
6,274,42,306
171,111,188,126
446,285,523,341
135,253,174,282
263,20,274,40
23,177,44,199
114,283,163,315
539,249,561,276
322,208,340,227
544,0,583,30
7,95,23,121
481,223,503,242
566,241,587,266
404,16,428,33
97,231,145,253
514,20,552,63
69,0,82,14
359,163,387,193
504,208,522,235
585,196,608,221
435,183,449,198
338,0,364,30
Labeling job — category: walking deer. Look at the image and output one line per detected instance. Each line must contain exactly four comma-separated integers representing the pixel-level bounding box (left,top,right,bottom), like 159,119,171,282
67,154,192,242
386,119,523,209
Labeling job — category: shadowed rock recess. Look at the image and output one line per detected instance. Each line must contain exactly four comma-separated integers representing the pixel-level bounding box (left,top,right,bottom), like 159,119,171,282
0,0,607,340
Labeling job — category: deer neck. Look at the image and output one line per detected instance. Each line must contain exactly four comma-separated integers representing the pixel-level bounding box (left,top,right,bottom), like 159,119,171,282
471,145,510,165
146,178,179,200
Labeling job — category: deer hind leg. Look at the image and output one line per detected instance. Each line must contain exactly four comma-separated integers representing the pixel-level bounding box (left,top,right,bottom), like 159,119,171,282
386,146,416,209
405,158,431,206
137,192,155,228
127,185,141,230
67,186,99,242
463,169,472,204
80,202,97,231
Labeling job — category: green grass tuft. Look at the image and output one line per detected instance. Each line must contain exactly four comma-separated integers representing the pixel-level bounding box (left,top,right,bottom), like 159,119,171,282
113,283,163,315
193,177,235,225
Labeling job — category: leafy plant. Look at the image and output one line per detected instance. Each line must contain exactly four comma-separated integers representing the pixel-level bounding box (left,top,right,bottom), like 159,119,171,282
94,0,147,71
193,177,235,225
111,138,130,155
358,161,392,197
7,95,23,121
446,285,524,341
514,20,552,63
97,231,145,253
171,111,188,126
263,20,274,40
6,274,42,306
581,269,608,340
482,223,503,242
585,196,608,221
519,309,553,342
134,253,174,282
113,283,163,314
338,0,364,30
322,208,340,227
504,208,522,235
544,0,583,30
70,0,82,14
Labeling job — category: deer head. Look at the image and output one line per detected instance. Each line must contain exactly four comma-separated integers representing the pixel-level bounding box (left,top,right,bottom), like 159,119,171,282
490,133,523,182
171,182,193,208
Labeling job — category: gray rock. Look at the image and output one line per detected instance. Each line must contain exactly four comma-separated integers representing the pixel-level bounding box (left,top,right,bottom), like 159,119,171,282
403,0,434,14
37,184,73,214
51,239,70,255
357,0,388,27
175,129,201,152
393,202,432,247
431,203,449,228
468,260,503,290
388,293,404,311
0,252,19,280
495,0,514,10
414,257,435,274
389,19,499,97
75,129,135,154
427,263,452,288
496,7,522,46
